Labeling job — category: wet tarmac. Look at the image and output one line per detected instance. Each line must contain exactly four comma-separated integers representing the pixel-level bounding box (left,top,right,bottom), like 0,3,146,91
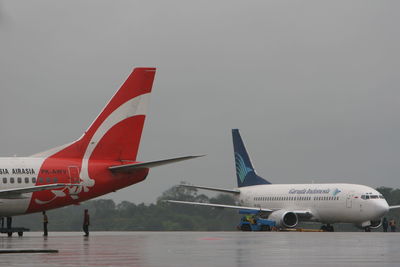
0,231,398,266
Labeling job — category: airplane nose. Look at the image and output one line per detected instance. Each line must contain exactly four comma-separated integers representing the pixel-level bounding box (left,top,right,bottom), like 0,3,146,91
376,201,389,217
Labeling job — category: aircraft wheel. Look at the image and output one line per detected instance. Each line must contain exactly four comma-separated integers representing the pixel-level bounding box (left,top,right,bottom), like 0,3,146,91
7,232,12,237
261,225,271,231
364,226,371,232
326,224,334,232
18,232,23,237
241,224,251,231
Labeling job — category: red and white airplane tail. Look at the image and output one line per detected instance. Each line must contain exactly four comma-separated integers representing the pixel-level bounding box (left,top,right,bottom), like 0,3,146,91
33,67,156,161
0,67,202,215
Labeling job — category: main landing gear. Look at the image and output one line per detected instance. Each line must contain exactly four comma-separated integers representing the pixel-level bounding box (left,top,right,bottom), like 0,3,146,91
364,226,371,232
320,224,334,232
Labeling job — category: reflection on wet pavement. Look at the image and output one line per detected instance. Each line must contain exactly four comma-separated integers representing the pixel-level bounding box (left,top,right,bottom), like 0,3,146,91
0,232,398,267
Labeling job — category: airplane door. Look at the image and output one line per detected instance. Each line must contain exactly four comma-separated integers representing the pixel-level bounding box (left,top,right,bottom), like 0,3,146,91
68,166,81,184
346,194,352,208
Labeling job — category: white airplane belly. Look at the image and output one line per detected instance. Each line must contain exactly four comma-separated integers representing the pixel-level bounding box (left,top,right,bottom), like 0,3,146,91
0,198,32,217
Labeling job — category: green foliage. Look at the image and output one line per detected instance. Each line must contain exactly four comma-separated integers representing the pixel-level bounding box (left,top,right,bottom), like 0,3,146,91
11,186,400,232
12,185,241,231
377,187,400,224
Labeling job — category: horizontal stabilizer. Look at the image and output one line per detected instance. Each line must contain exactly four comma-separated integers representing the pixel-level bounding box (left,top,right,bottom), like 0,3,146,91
0,184,78,199
166,200,273,212
179,184,240,194
109,155,204,173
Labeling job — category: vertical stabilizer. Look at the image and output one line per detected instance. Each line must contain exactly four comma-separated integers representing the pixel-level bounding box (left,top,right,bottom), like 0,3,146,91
32,67,156,161
232,129,271,187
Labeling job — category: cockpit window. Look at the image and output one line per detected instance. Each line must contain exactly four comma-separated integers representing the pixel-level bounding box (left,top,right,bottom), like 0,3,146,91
361,194,383,200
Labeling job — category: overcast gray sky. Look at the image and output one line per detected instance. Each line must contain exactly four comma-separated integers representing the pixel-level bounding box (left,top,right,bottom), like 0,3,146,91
1,1,399,203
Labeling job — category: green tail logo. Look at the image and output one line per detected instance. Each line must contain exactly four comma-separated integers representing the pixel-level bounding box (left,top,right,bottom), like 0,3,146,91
235,153,253,183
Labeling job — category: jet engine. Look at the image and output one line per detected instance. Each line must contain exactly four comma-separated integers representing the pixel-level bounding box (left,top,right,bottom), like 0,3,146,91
369,219,382,229
356,219,382,230
268,210,298,228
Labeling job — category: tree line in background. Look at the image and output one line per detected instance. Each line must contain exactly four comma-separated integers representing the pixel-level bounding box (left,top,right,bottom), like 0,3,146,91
12,186,400,232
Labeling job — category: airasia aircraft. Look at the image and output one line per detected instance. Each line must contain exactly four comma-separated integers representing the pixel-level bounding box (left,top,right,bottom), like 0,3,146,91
0,67,199,223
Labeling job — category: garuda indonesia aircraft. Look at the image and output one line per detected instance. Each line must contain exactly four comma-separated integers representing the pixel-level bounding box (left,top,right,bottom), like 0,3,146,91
0,68,199,223
168,129,400,231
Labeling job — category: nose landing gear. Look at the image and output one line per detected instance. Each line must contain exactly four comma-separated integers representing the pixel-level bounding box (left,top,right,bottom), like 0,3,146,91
320,224,334,232
364,226,371,232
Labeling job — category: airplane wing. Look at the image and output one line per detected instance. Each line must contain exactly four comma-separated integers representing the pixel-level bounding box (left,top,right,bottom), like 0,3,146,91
109,155,204,173
0,184,75,199
166,200,273,212
166,200,314,219
389,205,400,210
178,184,240,194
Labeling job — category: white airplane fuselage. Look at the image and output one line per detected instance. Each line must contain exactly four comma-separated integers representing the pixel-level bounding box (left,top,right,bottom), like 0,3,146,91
238,183,389,225
168,129,395,230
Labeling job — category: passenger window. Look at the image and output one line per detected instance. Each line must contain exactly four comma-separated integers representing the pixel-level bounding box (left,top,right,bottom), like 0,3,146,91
32,177,36,183
25,177,29,183
17,177,22,183
10,177,14,183
46,178,51,183
39,177,44,183
2,178,6,184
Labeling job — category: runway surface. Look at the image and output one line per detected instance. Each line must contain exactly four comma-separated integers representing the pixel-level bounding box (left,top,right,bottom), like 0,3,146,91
0,231,398,266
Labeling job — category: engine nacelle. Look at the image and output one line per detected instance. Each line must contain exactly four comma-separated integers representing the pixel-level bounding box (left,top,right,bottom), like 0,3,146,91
356,219,382,230
268,210,298,228
370,219,382,229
